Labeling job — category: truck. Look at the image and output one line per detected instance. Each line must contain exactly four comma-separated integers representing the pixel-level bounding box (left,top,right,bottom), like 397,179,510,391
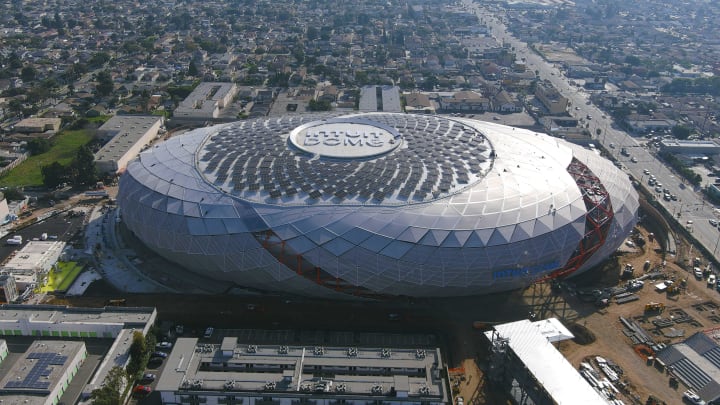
6,235,22,245
644,302,665,314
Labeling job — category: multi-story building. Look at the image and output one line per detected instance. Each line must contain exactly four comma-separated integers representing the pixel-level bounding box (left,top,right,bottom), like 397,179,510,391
157,338,449,405
535,83,568,115
1,241,65,291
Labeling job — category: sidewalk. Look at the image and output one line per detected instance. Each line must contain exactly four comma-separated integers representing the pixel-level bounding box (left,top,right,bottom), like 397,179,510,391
84,206,172,293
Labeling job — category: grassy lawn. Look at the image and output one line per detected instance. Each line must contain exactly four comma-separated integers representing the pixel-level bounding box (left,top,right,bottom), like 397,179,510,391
0,129,93,187
39,261,85,293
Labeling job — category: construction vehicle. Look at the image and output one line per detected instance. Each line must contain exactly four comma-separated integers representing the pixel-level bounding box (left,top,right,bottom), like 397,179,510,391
621,263,634,279
644,302,665,313
105,299,127,306
667,284,681,295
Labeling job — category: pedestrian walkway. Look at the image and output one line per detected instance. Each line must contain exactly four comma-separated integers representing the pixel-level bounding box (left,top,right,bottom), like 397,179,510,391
84,206,171,293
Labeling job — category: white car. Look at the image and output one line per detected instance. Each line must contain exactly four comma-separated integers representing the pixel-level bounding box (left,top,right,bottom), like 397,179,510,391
683,390,706,405
695,267,704,279
156,341,173,350
710,219,718,227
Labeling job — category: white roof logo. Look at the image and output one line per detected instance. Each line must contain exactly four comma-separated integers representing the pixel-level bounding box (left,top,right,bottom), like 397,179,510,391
289,118,402,159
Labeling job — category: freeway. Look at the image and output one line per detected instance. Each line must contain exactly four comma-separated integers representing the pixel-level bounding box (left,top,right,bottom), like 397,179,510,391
464,0,720,262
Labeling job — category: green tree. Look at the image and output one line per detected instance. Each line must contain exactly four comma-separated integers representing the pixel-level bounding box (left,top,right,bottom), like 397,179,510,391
2,187,24,201
20,66,36,82
27,138,52,155
88,52,111,69
95,71,114,97
126,331,147,378
41,161,67,189
73,144,97,185
308,99,331,111
672,124,692,140
90,366,126,405
188,60,199,77
624,55,641,66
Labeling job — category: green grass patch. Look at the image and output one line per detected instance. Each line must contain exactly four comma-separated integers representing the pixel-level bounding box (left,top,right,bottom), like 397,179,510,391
0,129,93,187
152,109,170,118
39,261,84,293
86,115,110,124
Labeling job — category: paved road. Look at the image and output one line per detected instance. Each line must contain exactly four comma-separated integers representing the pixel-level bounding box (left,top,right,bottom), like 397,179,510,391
464,0,720,261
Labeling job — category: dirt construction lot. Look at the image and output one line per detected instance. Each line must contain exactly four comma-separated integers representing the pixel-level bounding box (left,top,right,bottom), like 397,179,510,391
523,224,720,405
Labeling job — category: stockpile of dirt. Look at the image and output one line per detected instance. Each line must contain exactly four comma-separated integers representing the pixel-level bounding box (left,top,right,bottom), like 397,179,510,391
568,322,596,345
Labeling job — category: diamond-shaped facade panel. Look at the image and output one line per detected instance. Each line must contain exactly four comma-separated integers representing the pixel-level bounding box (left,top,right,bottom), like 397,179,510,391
118,112,637,298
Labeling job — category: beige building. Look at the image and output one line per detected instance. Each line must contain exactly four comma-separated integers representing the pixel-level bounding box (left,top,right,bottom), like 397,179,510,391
438,90,489,112
14,118,61,133
404,92,435,114
535,83,568,115
94,115,164,174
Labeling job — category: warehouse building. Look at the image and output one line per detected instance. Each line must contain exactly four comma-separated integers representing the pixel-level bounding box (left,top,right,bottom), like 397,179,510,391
656,331,720,403
174,82,238,121
94,115,164,175
0,304,157,404
359,85,402,112
0,340,87,405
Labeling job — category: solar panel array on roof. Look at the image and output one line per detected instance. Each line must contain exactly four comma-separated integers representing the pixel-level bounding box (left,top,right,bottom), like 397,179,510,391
197,114,493,205
4,352,67,390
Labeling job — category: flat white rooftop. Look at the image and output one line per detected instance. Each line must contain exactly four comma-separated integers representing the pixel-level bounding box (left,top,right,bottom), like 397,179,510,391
485,319,608,405
1,241,65,274
0,304,155,327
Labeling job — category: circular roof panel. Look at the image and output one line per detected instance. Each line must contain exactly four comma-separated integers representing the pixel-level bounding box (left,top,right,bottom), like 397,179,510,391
288,117,402,159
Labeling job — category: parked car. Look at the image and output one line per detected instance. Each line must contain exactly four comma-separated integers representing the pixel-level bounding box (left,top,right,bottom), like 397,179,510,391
204,327,214,339
151,351,168,359
708,275,716,287
140,373,156,384
156,341,173,350
683,390,706,405
695,267,704,279
133,385,153,398
710,219,718,227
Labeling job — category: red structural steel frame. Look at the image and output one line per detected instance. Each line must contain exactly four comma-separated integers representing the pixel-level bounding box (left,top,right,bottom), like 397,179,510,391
255,158,614,294
536,158,615,283
258,230,390,299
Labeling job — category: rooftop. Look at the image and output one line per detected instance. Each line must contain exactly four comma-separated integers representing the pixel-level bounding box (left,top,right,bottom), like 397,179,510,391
157,338,446,400
0,340,85,402
485,319,607,405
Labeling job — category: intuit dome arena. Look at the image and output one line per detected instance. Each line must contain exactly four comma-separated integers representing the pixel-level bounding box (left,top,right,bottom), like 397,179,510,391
117,113,638,298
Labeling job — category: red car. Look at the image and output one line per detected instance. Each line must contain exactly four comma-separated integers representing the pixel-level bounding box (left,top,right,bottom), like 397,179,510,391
133,385,152,397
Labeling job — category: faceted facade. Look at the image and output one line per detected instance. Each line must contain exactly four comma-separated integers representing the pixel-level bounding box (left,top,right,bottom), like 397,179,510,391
117,113,638,298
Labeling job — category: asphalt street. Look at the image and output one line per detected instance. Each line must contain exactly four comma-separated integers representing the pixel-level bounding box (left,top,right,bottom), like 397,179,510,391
464,0,720,262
